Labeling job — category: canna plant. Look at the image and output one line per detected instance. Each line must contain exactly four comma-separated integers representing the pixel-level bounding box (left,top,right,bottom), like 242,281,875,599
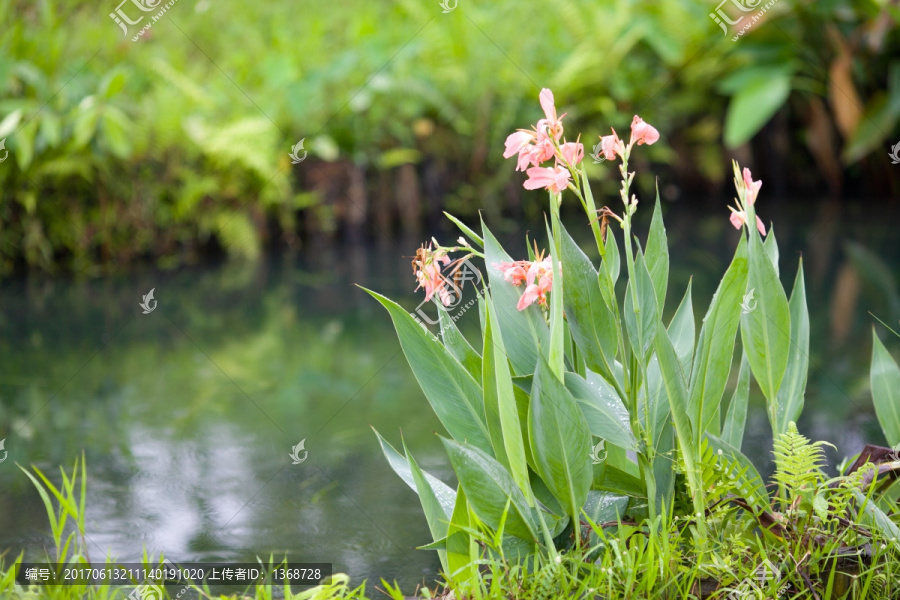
364,88,890,584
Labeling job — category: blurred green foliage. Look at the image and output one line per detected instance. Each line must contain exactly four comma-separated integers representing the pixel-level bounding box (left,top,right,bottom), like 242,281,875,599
0,0,897,274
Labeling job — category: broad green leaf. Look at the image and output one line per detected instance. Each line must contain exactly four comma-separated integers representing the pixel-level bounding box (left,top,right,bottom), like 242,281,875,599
372,428,456,518
481,220,549,376
624,245,659,360
741,231,790,406
441,438,538,541
645,189,669,312
438,301,482,381
564,371,637,451
558,220,618,383
871,333,900,447
529,354,592,520
722,351,750,449
724,72,792,148
582,491,629,526
404,439,450,573
483,295,531,498
101,107,131,159
591,463,646,498
668,280,695,377
0,109,23,138
365,289,492,453
843,91,900,164
446,487,478,583
689,236,748,443
763,225,779,277
706,434,768,509
774,262,809,436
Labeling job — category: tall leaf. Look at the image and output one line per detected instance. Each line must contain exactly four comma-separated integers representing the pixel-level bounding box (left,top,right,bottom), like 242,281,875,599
365,289,492,453
689,236,748,443
645,189,669,312
624,245,659,360
438,301,483,381
404,439,451,573
483,295,532,499
441,437,538,541
763,225,779,277
548,210,566,379
741,230,790,407
654,324,704,517
482,220,549,375
558,220,619,383
773,261,808,436
529,354,592,520
445,486,478,583
668,280,695,377
871,332,900,447
722,351,750,449
598,228,620,312
373,428,456,518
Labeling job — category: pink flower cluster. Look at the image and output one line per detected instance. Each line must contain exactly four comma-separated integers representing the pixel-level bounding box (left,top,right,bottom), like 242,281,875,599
597,116,660,161
502,89,585,193
729,168,766,235
413,243,453,306
496,255,555,311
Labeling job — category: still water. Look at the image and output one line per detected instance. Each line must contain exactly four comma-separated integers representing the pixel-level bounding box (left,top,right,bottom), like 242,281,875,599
0,203,898,590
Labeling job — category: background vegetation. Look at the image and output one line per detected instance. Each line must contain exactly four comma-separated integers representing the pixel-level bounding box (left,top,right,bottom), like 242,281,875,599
1,0,898,274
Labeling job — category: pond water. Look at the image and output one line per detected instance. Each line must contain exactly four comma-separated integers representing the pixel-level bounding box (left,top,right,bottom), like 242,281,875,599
1,201,898,591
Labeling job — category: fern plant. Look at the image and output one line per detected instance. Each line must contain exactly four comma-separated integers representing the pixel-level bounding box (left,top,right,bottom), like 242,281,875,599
772,421,833,508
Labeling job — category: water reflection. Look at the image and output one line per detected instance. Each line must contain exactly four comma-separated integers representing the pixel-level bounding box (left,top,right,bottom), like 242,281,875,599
0,202,898,588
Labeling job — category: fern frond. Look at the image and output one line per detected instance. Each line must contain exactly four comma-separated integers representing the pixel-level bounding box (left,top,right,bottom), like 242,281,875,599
772,422,832,502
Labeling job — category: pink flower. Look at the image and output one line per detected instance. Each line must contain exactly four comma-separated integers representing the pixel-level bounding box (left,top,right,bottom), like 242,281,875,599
503,131,535,159
742,167,762,207
496,261,529,286
599,130,624,161
729,208,766,236
630,115,659,146
516,257,554,310
537,88,564,141
413,244,453,305
523,137,556,169
560,142,584,166
523,165,571,194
